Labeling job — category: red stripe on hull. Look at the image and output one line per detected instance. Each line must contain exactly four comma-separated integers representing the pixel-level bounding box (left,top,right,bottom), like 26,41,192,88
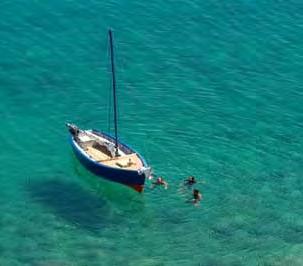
129,184,144,193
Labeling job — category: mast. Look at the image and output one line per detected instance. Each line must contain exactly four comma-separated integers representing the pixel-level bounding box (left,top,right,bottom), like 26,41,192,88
109,29,119,157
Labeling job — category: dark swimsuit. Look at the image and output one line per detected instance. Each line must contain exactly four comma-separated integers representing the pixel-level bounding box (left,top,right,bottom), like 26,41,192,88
154,179,165,185
185,180,196,186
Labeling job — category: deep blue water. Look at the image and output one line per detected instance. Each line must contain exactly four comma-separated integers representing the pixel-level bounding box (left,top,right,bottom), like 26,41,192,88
0,1,303,265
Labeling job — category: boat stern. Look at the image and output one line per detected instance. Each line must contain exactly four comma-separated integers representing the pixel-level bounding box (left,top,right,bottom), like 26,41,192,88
138,166,152,180
129,184,144,193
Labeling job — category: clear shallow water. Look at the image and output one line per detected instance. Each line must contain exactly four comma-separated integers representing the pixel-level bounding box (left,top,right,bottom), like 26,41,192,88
0,1,303,265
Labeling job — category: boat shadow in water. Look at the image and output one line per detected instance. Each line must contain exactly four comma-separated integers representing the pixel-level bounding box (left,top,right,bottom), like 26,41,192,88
27,179,111,234
72,155,145,206
71,157,153,224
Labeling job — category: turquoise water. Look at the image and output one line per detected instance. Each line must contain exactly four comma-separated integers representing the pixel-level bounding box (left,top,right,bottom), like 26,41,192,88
1,1,303,265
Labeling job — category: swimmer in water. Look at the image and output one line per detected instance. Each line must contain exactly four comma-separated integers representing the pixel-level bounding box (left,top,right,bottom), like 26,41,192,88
192,189,202,205
151,176,168,189
184,176,197,186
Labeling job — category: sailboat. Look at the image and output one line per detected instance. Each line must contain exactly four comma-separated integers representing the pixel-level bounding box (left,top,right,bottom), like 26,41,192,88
66,29,151,192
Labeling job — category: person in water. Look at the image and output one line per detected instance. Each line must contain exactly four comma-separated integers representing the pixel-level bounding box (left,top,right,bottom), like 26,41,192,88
192,189,202,205
151,176,168,189
184,176,197,186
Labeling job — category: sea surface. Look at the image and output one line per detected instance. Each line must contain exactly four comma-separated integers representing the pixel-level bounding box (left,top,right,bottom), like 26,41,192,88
0,1,303,265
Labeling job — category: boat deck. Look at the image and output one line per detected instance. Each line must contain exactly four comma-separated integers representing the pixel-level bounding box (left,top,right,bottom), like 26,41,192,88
85,146,143,170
